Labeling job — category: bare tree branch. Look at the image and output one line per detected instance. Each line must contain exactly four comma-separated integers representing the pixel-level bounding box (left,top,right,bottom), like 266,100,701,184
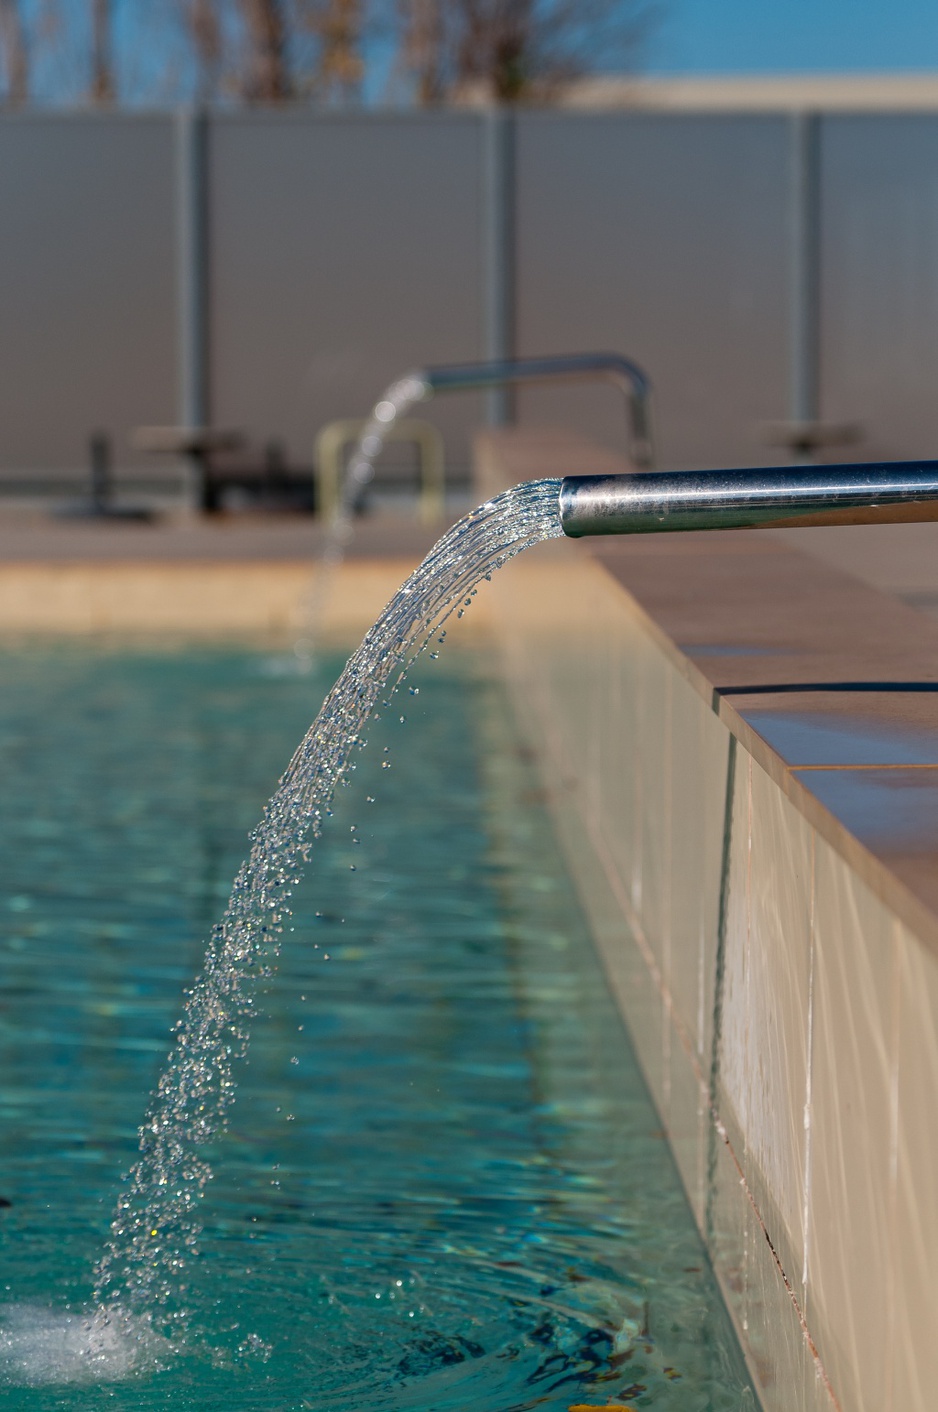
395,0,657,104
0,0,649,109
397,0,446,104
0,0,28,106
182,0,224,102
298,0,364,103
239,0,290,101
89,0,115,103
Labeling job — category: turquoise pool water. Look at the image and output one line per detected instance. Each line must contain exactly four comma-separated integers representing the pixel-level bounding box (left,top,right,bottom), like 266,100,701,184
0,642,755,1409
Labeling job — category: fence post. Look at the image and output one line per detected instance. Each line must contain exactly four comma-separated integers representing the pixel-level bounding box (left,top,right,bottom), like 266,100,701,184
176,106,210,506
483,107,516,428
789,111,821,452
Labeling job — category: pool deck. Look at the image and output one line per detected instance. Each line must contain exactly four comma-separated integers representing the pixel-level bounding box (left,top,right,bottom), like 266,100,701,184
475,427,938,1412
0,508,453,637
0,508,447,562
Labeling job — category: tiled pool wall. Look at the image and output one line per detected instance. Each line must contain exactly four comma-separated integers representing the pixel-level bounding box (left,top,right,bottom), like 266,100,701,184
476,436,938,1412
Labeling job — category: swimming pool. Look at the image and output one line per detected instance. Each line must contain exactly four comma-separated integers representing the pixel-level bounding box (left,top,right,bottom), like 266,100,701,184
0,640,756,1409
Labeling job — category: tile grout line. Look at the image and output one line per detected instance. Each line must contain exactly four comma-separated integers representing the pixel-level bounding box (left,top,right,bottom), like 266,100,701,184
743,753,753,1338
662,668,673,1118
802,832,816,1304
884,921,902,1412
790,762,938,772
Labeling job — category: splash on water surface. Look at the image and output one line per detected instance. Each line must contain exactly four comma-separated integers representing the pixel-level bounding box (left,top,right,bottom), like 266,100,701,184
0,1305,170,1386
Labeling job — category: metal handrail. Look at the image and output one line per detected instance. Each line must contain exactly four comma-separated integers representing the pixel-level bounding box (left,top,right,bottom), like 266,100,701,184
559,461,938,537
412,353,655,469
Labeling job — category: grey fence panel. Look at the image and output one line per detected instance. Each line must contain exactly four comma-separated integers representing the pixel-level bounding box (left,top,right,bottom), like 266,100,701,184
821,115,938,462
3,109,938,488
0,114,176,475
209,112,486,478
514,112,793,471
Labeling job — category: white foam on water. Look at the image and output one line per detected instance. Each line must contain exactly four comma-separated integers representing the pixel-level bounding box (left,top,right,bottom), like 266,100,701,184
0,1303,171,1386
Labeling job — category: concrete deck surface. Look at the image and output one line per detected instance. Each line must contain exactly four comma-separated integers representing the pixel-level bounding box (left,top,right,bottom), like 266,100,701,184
0,507,453,562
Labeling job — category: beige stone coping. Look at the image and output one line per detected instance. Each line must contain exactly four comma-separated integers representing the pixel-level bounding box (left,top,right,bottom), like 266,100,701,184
0,560,427,641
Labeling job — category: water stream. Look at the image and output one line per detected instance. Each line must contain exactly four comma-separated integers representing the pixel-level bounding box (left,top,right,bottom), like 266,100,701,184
342,373,430,518
292,374,429,669
1,479,564,1382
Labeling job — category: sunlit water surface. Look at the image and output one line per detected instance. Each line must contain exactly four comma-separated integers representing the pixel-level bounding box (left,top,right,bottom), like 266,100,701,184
0,642,755,1409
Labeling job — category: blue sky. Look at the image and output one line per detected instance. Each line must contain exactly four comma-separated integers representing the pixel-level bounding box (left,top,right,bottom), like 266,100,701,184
648,0,938,74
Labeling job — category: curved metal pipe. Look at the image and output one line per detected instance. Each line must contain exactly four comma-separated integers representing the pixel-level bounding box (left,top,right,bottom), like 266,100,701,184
559,461,938,537
413,353,655,469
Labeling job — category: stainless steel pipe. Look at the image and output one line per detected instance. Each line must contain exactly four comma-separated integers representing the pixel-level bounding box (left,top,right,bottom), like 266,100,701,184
416,353,655,468
559,461,938,537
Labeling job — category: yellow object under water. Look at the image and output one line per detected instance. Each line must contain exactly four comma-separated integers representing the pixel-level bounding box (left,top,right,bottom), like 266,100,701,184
568,1404,636,1411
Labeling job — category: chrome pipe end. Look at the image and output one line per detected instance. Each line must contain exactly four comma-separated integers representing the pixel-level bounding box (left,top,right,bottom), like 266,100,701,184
560,463,938,538
559,476,638,537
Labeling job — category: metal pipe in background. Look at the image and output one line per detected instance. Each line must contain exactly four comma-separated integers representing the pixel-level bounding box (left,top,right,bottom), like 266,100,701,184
789,112,822,440
559,462,938,537
415,353,655,468
175,106,210,509
482,110,516,429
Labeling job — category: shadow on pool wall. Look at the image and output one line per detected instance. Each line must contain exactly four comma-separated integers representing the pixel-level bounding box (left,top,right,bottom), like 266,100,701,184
477,428,938,1412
